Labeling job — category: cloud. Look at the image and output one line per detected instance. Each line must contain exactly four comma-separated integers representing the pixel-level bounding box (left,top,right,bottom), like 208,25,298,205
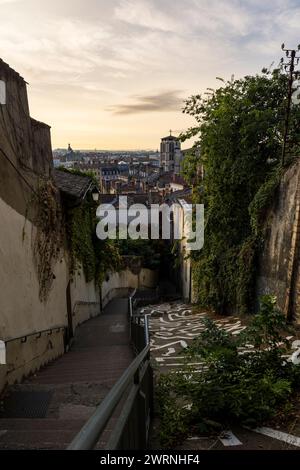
0,0,299,149
109,90,184,115
114,0,182,33
115,0,254,37
0,17,128,84
1,0,294,92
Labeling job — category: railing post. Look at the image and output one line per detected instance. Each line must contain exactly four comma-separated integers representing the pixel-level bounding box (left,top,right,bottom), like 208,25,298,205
148,362,154,418
144,314,150,346
137,390,147,449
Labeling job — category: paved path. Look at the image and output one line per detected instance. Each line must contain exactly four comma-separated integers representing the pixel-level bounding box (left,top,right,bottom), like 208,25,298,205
145,301,300,450
0,298,133,450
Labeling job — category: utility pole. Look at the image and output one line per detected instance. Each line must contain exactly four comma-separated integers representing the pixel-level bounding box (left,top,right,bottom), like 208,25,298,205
281,43,300,165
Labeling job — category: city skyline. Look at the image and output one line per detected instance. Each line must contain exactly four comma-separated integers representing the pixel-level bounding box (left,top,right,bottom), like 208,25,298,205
1,0,300,149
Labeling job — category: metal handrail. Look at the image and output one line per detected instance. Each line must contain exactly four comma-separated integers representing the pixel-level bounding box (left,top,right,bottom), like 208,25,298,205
4,301,101,345
67,342,150,450
67,291,152,450
129,288,137,318
4,325,66,344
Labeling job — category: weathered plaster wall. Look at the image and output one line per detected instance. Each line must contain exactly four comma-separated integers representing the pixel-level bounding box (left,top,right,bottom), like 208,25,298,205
256,160,300,322
0,196,69,339
0,197,68,389
5,329,65,387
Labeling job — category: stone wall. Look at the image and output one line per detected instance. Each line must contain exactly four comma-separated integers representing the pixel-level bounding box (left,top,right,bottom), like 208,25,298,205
256,160,300,323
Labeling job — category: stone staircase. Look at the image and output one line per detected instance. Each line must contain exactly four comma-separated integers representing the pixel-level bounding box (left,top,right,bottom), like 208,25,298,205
0,298,134,450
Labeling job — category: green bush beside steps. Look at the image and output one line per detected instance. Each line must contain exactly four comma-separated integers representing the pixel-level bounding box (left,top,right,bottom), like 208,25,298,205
157,295,300,448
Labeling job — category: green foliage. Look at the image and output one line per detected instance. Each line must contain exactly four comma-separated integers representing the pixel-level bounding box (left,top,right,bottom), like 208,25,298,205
156,374,190,448
249,166,283,236
117,239,162,270
67,202,163,283
239,295,290,350
67,201,121,284
180,68,300,313
181,149,200,185
93,238,122,283
157,296,300,448
68,203,96,282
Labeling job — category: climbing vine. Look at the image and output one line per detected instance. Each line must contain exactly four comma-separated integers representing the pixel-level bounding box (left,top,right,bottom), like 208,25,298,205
33,178,64,302
67,199,122,285
67,202,96,282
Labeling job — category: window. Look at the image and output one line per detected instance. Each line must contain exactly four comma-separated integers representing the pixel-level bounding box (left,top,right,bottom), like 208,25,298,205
0,80,6,105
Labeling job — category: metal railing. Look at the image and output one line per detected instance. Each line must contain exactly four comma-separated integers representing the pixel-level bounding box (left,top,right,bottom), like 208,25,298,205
67,289,153,450
4,325,66,344
3,300,102,346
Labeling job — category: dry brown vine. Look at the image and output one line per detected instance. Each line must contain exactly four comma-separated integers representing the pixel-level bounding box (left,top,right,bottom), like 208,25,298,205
33,178,64,301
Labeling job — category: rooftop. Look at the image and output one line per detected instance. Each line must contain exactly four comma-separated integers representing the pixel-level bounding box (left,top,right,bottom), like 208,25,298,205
166,188,192,203
161,135,179,141
53,169,94,200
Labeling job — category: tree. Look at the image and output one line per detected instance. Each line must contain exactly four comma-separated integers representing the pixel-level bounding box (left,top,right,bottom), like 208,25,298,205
181,69,300,314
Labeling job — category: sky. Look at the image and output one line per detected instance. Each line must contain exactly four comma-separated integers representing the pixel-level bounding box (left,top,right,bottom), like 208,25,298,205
1,0,300,150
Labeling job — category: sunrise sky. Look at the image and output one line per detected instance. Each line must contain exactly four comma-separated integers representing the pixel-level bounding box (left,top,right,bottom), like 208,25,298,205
1,0,300,150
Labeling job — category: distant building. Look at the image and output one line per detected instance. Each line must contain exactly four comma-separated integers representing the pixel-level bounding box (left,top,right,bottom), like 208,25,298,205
171,197,193,302
160,132,183,174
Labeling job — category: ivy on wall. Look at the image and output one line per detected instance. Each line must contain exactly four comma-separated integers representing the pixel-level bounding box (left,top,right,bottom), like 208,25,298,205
67,199,122,285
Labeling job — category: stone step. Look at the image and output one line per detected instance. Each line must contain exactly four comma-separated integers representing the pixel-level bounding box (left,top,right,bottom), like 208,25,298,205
0,418,86,430
0,419,88,449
